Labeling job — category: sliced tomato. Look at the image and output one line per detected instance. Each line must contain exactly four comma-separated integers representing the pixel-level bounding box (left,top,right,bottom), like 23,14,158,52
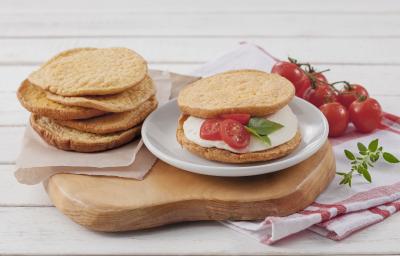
200,119,222,140
220,119,250,149
220,113,251,125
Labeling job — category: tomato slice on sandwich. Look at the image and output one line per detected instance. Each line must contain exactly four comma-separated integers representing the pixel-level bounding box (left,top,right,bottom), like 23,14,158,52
220,119,250,149
200,119,222,140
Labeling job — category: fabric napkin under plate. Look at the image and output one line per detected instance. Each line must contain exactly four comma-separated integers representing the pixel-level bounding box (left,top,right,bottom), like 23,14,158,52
190,42,400,244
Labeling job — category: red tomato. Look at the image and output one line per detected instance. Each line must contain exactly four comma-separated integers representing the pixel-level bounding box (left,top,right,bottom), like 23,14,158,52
271,61,310,97
312,72,329,86
303,84,338,107
220,113,250,125
338,84,369,109
200,119,222,140
219,119,250,149
349,98,382,133
319,102,349,137
299,72,329,98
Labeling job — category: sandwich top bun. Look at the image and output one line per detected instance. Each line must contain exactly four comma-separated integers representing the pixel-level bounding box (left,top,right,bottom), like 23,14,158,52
28,47,148,96
177,70,295,118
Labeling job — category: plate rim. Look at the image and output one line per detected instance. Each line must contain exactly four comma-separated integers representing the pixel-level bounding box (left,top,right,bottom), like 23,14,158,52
142,97,328,177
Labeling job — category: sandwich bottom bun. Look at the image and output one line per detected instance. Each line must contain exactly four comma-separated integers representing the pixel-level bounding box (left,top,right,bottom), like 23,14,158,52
176,115,302,164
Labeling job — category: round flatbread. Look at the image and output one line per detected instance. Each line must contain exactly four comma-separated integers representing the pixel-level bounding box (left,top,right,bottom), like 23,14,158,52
17,80,106,120
55,96,157,134
28,47,148,96
31,114,141,153
176,115,301,163
178,70,295,118
45,75,156,112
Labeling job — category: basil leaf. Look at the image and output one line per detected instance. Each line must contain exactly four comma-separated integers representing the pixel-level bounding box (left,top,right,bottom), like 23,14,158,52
247,118,284,136
245,127,271,145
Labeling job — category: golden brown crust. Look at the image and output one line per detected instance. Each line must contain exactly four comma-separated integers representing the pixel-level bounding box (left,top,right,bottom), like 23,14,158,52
31,114,141,153
177,70,295,118
45,75,156,112
55,97,157,134
17,80,106,120
28,47,148,96
176,115,301,163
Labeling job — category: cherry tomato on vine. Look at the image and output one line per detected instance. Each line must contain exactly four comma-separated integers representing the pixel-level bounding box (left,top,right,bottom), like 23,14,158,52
338,84,369,109
219,119,250,149
319,102,349,137
312,72,329,87
271,61,310,97
220,113,250,125
200,119,222,140
349,97,382,133
303,84,338,107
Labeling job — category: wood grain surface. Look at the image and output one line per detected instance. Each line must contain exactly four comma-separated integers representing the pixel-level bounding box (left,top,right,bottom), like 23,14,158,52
46,142,335,232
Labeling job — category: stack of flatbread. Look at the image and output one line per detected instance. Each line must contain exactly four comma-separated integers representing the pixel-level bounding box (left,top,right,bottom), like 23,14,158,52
17,47,157,152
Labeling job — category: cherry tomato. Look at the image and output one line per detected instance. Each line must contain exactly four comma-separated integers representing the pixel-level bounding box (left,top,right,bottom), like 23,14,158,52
271,61,310,97
200,119,222,140
298,72,329,98
338,84,369,109
219,119,250,149
349,98,382,133
220,113,250,125
319,102,349,137
303,84,338,107
312,72,329,87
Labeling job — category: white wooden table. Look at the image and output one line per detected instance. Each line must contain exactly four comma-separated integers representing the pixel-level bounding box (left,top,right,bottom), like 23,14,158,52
1,0,400,254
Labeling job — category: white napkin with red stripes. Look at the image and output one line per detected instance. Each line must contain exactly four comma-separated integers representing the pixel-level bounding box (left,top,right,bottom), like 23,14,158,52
192,43,400,244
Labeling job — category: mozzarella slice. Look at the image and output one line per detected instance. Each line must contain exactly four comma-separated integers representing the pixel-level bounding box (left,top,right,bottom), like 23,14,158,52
182,106,298,153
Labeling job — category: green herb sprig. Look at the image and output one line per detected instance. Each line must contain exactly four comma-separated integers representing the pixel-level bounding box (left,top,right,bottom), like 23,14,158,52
245,118,284,145
337,139,399,187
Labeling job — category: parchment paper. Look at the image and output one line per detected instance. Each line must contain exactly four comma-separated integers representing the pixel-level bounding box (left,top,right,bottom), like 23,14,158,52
15,70,175,184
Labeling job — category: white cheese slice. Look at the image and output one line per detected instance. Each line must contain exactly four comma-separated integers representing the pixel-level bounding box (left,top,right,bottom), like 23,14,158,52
183,106,298,153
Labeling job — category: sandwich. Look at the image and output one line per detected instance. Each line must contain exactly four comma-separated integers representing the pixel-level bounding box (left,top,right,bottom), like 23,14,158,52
176,70,301,163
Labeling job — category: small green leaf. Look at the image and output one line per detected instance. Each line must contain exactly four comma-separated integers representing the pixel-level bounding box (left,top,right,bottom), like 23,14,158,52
370,153,379,163
357,165,366,174
344,150,355,160
368,139,379,152
362,169,372,183
247,118,284,136
378,146,383,152
245,127,271,145
383,152,400,164
357,142,367,153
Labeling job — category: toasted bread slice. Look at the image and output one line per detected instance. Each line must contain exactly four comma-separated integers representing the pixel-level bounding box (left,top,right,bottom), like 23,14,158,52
17,80,106,120
28,47,148,96
31,115,141,152
46,76,156,112
176,115,301,163
178,70,295,118
55,96,157,134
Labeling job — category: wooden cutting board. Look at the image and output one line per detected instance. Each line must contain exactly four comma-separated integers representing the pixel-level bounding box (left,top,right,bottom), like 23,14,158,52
45,141,335,232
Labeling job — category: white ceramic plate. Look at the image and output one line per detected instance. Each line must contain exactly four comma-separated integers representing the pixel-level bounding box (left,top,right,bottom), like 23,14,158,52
142,97,328,177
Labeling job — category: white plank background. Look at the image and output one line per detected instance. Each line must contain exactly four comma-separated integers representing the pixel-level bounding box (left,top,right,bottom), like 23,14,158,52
1,0,400,255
